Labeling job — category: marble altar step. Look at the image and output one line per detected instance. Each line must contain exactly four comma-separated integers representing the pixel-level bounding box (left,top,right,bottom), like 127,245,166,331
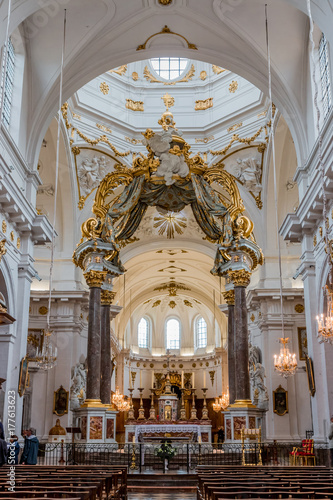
128,472,197,491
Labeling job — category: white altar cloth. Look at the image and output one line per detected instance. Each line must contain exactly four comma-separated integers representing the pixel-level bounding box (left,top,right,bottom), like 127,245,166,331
134,424,202,440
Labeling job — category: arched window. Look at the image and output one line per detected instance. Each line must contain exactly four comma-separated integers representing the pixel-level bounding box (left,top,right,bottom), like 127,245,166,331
166,318,180,350
138,317,149,348
319,33,332,117
150,58,188,81
0,37,16,128
196,316,207,349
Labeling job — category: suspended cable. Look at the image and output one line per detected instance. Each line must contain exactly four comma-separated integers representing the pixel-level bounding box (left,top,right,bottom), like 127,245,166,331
265,4,297,376
46,9,67,332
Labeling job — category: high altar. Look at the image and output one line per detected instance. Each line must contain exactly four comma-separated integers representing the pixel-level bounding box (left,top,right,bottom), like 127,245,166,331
125,370,212,443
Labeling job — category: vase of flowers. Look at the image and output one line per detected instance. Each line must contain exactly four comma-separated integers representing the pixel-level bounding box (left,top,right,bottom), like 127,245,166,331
155,442,176,471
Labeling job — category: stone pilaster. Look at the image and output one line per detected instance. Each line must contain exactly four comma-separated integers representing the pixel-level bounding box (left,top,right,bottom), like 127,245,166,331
82,270,107,406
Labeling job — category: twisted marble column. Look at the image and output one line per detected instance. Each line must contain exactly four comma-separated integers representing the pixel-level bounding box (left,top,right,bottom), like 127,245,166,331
84,270,107,404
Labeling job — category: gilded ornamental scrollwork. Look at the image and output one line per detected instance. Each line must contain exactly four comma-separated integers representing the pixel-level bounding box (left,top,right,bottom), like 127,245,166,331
84,270,107,288
101,290,116,305
228,269,251,287
223,290,235,306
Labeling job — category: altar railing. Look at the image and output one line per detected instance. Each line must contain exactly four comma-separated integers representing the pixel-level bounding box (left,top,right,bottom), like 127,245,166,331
36,442,330,471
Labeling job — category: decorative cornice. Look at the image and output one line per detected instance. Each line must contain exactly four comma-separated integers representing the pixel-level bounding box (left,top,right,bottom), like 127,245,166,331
84,270,107,288
222,290,235,305
228,269,251,287
101,290,116,305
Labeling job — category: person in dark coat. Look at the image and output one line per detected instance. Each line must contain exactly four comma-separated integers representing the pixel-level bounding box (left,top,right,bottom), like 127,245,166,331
0,421,4,440
217,426,225,448
8,435,20,465
20,427,39,465
0,438,7,466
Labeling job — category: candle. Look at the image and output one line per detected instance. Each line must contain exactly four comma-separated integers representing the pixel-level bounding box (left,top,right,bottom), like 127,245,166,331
151,370,154,388
140,370,142,387
203,371,206,387
181,370,184,389
198,436,202,444
192,372,195,388
129,370,132,389
132,436,135,443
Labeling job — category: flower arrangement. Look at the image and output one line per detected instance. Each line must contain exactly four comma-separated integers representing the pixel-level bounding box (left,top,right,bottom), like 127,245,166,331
155,442,176,461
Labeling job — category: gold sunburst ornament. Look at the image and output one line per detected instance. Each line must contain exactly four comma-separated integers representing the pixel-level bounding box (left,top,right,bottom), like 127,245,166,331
153,211,187,238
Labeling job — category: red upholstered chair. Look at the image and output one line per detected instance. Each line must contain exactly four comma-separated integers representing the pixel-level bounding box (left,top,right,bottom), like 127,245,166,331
294,439,316,466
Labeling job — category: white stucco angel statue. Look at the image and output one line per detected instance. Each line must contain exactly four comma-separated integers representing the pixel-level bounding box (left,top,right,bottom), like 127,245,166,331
143,130,189,185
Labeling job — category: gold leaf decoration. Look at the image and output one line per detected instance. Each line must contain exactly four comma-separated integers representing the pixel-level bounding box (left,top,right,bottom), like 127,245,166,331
108,65,127,76
137,25,197,51
169,300,176,309
229,80,238,93
132,72,139,81
99,82,110,95
195,98,213,111
126,99,144,112
153,212,187,238
212,65,226,75
195,136,214,144
152,300,161,308
96,123,112,134
227,122,242,133
184,300,192,307
2,220,6,233
200,70,207,80
143,64,195,85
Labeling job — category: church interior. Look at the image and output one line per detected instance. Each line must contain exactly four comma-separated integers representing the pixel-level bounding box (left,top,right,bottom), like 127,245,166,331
1,0,333,498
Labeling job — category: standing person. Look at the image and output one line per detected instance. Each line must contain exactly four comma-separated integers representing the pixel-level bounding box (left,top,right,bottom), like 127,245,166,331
0,421,4,440
0,437,7,466
20,427,39,465
217,426,225,448
328,416,333,466
8,435,20,465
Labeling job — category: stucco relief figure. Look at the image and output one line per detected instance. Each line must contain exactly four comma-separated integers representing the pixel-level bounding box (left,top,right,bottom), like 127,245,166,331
250,362,269,409
78,155,110,196
70,361,87,410
143,130,189,185
234,157,262,196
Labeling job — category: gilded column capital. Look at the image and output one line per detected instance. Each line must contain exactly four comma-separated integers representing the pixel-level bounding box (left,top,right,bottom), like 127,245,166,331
228,269,251,287
101,290,116,305
223,290,235,305
84,270,107,288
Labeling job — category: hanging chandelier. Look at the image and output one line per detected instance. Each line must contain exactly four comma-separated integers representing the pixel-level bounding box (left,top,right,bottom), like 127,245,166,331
112,388,130,412
317,285,333,344
35,330,58,370
212,391,229,412
274,338,297,378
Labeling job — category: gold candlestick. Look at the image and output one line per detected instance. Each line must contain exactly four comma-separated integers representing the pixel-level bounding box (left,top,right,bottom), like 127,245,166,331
127,388,135,421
